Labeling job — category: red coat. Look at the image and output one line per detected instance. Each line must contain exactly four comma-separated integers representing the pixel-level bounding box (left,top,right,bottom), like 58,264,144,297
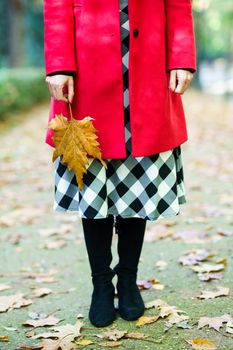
44,0,196,159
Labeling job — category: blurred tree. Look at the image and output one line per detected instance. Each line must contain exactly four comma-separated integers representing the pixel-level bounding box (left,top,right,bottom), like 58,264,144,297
0,0,9,67
8,0,25,67
0,0,44,69
24,0,44,67
193,0,233,62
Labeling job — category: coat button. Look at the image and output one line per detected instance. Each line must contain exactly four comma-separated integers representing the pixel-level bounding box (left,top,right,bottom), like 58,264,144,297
133,28,139,38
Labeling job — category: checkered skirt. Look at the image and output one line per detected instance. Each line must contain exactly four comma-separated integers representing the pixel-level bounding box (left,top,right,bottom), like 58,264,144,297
53,0,186,221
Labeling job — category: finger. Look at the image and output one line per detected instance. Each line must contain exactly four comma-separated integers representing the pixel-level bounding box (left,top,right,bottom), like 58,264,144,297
176,73,193,94
68,78,74,103
169,70,177,91
50,84,59,100
174,74,189,94
47,83,54,98
54,84,67,102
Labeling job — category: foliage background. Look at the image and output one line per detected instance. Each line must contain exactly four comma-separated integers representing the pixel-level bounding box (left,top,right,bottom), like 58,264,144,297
0,0,232,117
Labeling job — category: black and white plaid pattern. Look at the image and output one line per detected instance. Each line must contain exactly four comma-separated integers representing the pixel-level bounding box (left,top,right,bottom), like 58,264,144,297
53,0,186,220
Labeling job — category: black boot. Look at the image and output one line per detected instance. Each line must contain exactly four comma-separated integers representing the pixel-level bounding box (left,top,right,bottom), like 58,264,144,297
113,216,147,321
81,215,116,327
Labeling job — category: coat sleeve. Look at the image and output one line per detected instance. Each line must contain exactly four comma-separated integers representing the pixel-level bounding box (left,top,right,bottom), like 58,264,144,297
43,0,77,75
165,0,196,72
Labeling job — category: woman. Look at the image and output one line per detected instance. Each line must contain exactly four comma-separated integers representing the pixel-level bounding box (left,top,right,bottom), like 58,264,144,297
43,0,196,327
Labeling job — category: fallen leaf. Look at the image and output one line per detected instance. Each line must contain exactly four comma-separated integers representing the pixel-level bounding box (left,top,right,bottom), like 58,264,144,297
186,338,217,350
144,224,172,242
136,315,159,326
30,288,52,298
124,332,148,340
97,329,126,341
23,316,60,328
179,249,214,266
38,225,73,237
99,341,122,347
145,299,189,325
42,240,67,250
0,335,9,342
226,321,233,334
197,286,229,299
198,314,233,331
191,263,225,274
0,284,11,292
137,277,164,290
172,230,210,243
27,321,83,349
216,257,228,266
0,293,32,312
0,208,44,227
25,330,36,338
74,339,94,346
6,232,22,244
198,272,224,281
19,344,43,350
217,228,233,237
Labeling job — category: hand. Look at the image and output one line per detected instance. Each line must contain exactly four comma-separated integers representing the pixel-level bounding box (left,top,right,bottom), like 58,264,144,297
45,75,74,103
169,69,193,95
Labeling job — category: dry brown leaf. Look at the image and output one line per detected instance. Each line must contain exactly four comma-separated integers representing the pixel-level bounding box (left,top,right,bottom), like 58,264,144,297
38,224,73,237
179,249,214,266
31,320,82,339
0,208,44,227
43,240,67,250
217,228,233,237
99,341,122,347
0,335,9,342
0,293,32,312
191,263,225,274
144,224,172,242
48,114,107,191
145,299,189,325
136,315,159,326
198,314,233,331
30,288,52,298
186,338,217,350
198,272,224,282
159,305,189,324
29,321,83,350
124,332,148,340
0,284,11,292
23,316,60,328
197,286,229,299
216,257,228,266
145,298,167,310
97,329,126,341
172,229,210,243
137,277,164,290
19,344,43,350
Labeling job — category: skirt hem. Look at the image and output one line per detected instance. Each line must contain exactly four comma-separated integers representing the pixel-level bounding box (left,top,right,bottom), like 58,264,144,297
52,197,186,221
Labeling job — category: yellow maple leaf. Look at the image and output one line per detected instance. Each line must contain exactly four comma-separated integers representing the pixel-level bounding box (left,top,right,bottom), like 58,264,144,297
48,114,107,191
136,315,159,327
186,338,217,350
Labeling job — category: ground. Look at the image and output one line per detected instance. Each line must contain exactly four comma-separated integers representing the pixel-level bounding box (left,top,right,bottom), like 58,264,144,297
0,90,233,350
